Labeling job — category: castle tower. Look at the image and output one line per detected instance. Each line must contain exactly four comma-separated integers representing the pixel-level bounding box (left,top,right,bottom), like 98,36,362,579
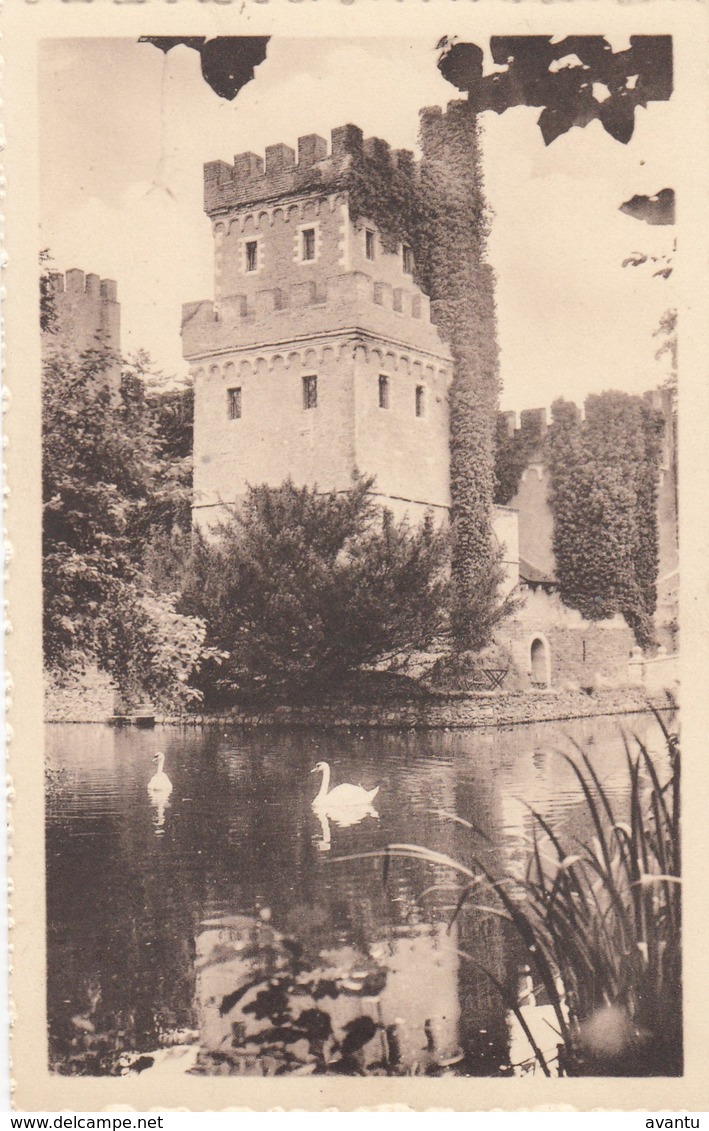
182,125,453,530
45,269,120,357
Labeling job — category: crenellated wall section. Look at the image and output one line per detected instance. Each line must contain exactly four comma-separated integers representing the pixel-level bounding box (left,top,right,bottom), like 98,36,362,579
503,395,678,601
203,124,413,215
182,259,442,362
45,268,120,357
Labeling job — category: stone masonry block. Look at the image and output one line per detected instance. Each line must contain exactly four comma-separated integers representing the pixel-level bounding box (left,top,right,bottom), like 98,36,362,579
298,134,327,166
373,281,393,308
331,124,363,159
254,288,277,317
205,159,233,185
65,268,85,293
265,144,295,175
291,281,317,307
100,279,118,302
234,152,265,183
220,294,248,320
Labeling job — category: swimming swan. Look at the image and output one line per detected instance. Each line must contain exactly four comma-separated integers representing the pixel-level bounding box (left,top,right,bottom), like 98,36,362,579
311,761,379,809
148,751,172,796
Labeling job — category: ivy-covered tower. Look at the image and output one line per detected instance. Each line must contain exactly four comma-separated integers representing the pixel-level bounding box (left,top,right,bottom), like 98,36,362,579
182,124,454,530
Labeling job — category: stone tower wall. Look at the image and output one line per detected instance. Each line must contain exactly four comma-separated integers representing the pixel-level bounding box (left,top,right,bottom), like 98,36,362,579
185,125,454,532
191,342,357,530
513,462,556,578
46,269,120,357
352,342,451,519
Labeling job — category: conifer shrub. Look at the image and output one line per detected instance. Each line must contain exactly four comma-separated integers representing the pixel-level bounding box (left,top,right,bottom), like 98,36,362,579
180,476,450,704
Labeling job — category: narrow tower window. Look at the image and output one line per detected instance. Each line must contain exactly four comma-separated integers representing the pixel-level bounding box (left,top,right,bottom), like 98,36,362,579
415,385,425,417
403,245,414,274
245,241,258,272
303,375,318,409
365,229,376,261
378,374,390,409
227,387,242,420
302,228,316,261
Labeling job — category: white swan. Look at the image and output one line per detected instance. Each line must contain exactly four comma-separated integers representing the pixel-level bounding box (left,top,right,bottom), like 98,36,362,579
148,751,172,796
311,761,379,809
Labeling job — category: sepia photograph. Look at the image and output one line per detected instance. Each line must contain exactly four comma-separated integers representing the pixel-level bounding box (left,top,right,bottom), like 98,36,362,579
5,1,708,1111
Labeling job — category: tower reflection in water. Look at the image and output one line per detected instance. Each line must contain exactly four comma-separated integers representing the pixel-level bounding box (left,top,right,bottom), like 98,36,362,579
191,913,464,1074
188,750,512,1076
46,717,662,1075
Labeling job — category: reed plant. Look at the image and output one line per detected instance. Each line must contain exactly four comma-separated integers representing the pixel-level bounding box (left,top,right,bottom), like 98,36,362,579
342,712,681,1076
498,713,681,1075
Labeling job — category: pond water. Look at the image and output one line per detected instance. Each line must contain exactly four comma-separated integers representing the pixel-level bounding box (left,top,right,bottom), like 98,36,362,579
45,713,670,1077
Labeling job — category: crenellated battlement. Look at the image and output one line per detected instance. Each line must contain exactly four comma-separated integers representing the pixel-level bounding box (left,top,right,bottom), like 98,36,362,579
44,267,121,358
204,123,416,216
182,270,447,361
498,406,550,442
204,105,475,217
47,269,118,303
500,392,673,452
188,113,481,532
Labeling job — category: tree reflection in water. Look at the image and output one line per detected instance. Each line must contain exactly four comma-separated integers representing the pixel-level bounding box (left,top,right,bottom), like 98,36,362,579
45,714,666,1076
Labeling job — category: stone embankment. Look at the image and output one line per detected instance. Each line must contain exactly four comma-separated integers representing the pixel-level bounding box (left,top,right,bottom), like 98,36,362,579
151,687,674,729
44,667,675,728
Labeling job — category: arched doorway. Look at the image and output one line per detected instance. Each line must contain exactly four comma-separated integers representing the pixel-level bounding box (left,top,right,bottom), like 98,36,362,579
530,636,550,688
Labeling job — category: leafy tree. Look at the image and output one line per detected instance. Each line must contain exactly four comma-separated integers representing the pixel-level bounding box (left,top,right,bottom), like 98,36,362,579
654,307,677,378
180,477,450,703
546,392,664,647
42,338,207,706
40,248,58,334
140,36,269,101
141,368,194,537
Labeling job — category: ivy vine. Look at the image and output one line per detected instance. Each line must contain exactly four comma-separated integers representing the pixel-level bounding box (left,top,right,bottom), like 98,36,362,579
494,413,546,506
546,392,664,647
347,102,509,651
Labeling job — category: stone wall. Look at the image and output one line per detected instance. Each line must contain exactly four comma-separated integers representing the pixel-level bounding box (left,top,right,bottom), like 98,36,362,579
500,587,636,689
182,210,447,361
353,340,451,517
510,460,555,579
191,339,358,524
